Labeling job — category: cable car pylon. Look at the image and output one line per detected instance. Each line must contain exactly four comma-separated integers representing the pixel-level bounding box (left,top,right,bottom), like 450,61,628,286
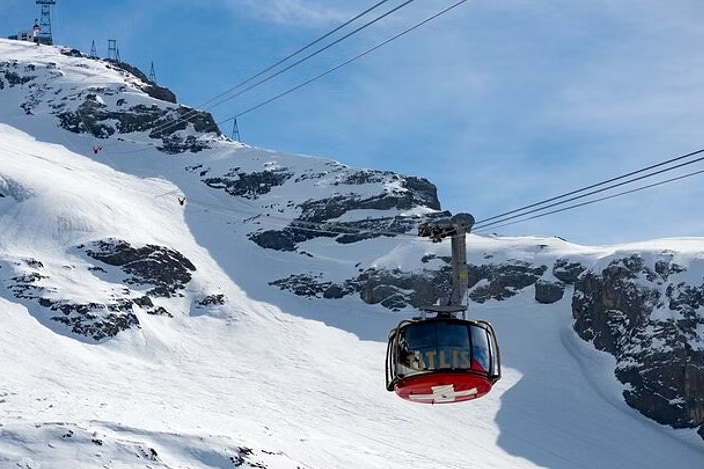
385,213,502,404
231,117,241,142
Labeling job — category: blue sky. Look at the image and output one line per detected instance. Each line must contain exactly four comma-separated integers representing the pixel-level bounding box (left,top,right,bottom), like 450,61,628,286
3,0,704,245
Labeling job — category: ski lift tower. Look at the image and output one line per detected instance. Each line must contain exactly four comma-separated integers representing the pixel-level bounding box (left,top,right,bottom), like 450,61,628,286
36,0,56,45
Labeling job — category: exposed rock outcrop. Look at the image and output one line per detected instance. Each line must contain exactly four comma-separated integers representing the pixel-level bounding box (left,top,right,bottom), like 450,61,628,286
83,238,196,298
572,253,704,439
58,95,220,154
105,59,177,103
270,266,452,311
204,167,294,199
270,258,552,310
0,56,220,154
535,280,565,304
0,240,197,341
468,261,548,303
553,258,587,284
220,167,448,250
3,257,140,341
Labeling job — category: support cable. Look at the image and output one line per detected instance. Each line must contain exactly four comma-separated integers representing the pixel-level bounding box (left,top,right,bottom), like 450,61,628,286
148,0,415,138
220,0,470,124
473,166,704,234
191,0,393,110
473,148,704,228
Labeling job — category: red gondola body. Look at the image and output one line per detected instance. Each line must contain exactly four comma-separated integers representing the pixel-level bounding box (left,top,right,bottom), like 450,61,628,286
393,371,493,404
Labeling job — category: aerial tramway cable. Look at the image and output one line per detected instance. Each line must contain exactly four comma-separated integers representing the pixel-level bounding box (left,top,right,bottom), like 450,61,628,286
53,9,704,238
174,0,394,113
148,0,417,138
57,1,411,152
473,165,704,234
472,147,704,230
220,0,472,123
68,0,468,158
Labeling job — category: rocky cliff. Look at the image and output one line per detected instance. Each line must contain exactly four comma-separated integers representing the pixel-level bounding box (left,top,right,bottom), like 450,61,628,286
572,252,704,438
0,238,201,341
0,47,220,154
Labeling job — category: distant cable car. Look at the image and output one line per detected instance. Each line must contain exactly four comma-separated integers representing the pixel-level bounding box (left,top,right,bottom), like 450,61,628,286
385,314,501,404
385,213,502,404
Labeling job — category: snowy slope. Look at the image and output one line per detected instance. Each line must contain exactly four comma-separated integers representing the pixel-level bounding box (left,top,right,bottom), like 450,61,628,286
0,38,703,468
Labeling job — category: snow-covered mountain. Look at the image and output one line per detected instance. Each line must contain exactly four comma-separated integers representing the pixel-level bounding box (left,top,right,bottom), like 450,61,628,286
0,38,702,468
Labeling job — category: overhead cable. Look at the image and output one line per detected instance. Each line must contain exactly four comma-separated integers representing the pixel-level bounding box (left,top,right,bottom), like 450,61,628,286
190,0,394,111
220,0,471,123
143,0,394,138
149,0,418,138
473,166,704,233
473,147,704,229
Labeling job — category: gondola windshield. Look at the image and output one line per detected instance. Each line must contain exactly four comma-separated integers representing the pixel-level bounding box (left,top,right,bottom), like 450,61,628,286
398,320,486,375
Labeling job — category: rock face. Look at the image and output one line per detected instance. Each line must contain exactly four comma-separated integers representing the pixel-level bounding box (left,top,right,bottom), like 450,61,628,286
535,279,566,304
572,253,704,439
56,91,220,154
271,257,558,310
105,59,177,103
204,167,294,199
200,161,448,251
468,261,548,303
3,256,140,341
271,266,454,311
0,55,220,154
83,239,196,298
0,240,197,341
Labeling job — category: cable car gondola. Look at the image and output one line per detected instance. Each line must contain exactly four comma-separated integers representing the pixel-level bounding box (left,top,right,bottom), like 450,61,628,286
385,311,501,403
385,213,502,404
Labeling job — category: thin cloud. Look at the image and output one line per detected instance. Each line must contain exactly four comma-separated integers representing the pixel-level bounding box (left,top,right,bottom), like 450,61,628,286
220,0,354,26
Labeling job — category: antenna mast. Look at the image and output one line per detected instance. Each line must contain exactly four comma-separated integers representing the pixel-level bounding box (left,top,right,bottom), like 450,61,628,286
36,0,56,45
